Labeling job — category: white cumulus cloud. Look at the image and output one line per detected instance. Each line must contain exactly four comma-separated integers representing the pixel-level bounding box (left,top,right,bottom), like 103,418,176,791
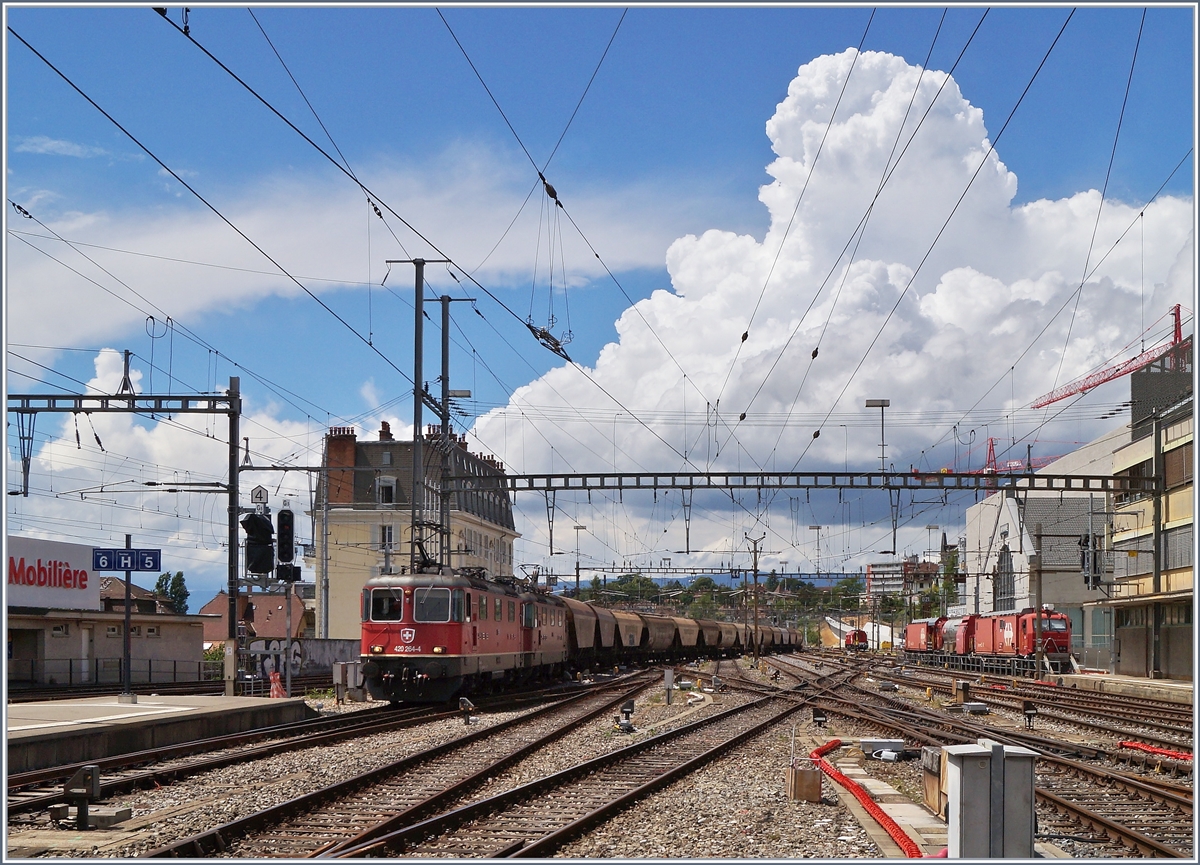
15,136,110,158
472,48,1193,574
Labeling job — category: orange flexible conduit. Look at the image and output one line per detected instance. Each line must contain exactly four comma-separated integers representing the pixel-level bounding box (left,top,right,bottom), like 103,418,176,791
1119,740,1193,761
810,739,924,859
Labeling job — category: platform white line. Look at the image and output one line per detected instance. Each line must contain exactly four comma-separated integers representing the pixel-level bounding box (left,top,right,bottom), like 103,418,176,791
8,705,193,731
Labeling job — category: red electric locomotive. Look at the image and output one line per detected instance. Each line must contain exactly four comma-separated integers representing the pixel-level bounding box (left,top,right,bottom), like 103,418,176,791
360,568,807,703
844,629,868,651
360,569,568,703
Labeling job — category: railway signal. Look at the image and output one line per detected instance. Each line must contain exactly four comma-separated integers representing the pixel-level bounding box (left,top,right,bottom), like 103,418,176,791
1079,533,1101,588
276,508,295,563
240,513,275,574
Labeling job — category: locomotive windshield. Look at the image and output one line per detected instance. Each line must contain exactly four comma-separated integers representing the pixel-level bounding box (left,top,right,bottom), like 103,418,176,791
1044,618,1068,631
414,587,451,622
371,589,404,621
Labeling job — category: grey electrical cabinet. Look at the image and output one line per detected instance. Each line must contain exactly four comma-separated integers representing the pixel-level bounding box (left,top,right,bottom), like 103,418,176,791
944,740,1037,858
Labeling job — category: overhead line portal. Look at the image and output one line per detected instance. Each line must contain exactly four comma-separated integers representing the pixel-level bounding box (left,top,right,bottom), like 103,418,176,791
441,470,1156,495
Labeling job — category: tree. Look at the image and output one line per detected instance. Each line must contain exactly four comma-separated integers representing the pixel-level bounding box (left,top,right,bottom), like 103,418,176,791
156,571,190,614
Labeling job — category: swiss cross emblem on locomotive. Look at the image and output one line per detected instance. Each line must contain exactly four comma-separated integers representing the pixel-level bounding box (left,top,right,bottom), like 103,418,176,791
400,628,416,644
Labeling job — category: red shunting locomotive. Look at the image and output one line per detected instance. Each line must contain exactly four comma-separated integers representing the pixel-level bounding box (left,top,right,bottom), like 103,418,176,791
903,608,1072,664
844,629,869,651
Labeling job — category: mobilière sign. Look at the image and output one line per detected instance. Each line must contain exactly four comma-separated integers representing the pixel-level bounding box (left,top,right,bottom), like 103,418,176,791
7,536,102,611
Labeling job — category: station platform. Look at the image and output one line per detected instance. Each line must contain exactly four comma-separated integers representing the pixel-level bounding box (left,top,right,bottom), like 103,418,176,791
1056,672,1192,705
6,694,315,774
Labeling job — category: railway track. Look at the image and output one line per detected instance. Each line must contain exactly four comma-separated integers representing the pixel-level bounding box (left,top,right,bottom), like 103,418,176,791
778,662,1194,858
7,704,431,817
8,678,621,817
142,674,657,858
321,660,858,860
870,665,1193,752
863,665,1194,784
326,690,831,858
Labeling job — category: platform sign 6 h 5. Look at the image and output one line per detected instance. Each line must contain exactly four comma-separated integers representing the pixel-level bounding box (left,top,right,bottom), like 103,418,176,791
92,548,162,572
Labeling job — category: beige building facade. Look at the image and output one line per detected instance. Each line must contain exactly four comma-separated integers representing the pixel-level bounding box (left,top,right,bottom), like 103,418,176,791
309,424,519,640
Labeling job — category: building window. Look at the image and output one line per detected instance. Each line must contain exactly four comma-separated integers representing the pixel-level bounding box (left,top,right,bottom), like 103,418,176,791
1163,525,1193,570
1164,442,1193,488
378,478,396,505
1089,607,1112,646
1163,603,1192,626
51,624,69,637
1117,606,1148,628
993,545,1015,612
380,525,394,550
129,625,141,637
1165,416,1192,443
381,451,392,466
1115,459,1152,504
106,625,121,637
146,625,160,638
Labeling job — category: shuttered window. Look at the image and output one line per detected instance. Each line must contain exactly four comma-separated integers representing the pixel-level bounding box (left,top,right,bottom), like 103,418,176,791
1163,525,1193,570
1164,442,1192,488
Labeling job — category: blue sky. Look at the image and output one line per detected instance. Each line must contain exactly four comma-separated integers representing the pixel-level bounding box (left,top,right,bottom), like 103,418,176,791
7,7,1193,387
5,5,1196,601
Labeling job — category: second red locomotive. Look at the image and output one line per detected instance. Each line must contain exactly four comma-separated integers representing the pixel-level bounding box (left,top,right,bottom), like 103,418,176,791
902,608,1072,673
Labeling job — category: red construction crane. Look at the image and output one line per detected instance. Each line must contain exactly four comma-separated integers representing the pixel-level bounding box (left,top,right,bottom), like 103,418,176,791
936,437,1060,477
1032,305,1184,409
946,437,1060,475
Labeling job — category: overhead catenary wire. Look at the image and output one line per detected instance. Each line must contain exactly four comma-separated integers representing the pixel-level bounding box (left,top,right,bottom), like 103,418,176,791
920,146,1194,462
713,7,876,413
724,8,1075,539
155,2,771,554
6,228,399,287
7,203,341,423
150,12,552,356
721,8,988,446
1042,7,1146,442
430,10,772,487
780,9,1078,475
9,27,423,395
757,8,951,465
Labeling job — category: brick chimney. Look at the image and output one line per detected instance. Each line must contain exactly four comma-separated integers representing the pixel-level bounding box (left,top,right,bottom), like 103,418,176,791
379,421,393,442
325,427,357,504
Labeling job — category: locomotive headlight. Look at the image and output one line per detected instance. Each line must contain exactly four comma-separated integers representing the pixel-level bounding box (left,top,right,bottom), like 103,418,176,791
371,645,384,654
433,646,446,654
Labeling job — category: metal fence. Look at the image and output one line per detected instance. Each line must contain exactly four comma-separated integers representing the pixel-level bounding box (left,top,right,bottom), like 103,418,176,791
7,658,222,687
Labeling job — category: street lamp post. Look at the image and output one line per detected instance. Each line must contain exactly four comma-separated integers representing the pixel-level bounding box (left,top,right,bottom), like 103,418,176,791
573,525,587,598
865,399,890,473
925,524,940,616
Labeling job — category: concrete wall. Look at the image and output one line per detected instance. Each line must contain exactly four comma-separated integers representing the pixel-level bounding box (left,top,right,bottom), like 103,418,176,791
246,637,359,677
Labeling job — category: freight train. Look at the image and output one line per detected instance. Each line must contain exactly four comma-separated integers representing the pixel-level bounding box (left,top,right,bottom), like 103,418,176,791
359,569,802,703
901,609,1073,673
